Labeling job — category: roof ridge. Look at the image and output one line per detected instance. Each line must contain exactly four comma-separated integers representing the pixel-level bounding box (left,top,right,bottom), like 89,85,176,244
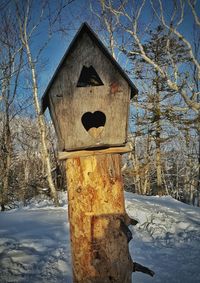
41,22,137,113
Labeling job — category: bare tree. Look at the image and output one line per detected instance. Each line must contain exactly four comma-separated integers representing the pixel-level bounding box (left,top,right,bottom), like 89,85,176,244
0,11,23,210
90,0,120,59
14,1,63,206
92,1,199,201
192,24,200,205
13,0,75,206
98,0,199,111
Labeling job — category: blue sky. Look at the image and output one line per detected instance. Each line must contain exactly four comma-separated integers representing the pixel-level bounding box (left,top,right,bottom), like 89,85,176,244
32,0,89,95
34,0,199,96
2,0,197,118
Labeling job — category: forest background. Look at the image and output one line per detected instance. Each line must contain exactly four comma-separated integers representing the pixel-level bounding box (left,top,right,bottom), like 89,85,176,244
0,0,200,210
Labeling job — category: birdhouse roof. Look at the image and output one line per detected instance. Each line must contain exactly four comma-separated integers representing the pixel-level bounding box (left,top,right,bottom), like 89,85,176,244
41,22,138,112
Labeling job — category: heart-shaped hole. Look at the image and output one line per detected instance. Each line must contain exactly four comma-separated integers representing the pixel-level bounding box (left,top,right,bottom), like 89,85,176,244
81,111,106,139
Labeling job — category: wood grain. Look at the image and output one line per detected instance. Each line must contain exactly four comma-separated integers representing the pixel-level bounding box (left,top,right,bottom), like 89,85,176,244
47,31,131,151
66,154,132,283
87,126,104,139
58,143,132,160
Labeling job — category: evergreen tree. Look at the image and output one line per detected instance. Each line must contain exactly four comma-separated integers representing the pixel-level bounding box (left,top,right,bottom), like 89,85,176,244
128,25,190,195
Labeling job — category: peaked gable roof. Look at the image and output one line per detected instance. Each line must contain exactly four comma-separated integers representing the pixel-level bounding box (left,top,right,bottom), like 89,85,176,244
41,22,138,112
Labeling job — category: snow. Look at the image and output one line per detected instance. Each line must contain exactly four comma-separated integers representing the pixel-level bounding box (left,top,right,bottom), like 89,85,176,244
126,193,200,283
0,207,72,283
0,192,200,283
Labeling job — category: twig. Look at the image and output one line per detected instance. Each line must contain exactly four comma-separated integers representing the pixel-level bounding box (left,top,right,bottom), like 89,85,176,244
133,262,155,277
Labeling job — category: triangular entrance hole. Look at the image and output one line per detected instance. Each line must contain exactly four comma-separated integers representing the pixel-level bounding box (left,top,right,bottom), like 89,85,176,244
77,65,104,87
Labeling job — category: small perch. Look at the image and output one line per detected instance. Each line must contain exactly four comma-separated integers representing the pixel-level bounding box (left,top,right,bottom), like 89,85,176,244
123,213,139,226
133,262,155,277
120,219,133,242
121,214,155,277
119,213,138,242
58,143,132,160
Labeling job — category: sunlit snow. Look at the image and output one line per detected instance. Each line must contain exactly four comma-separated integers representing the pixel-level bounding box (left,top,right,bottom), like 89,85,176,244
0,192,200,283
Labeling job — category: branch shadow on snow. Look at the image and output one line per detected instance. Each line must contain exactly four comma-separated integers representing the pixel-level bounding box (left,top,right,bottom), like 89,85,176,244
0,210,73,283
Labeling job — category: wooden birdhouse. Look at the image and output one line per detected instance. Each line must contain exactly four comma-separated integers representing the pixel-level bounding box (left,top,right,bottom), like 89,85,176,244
42,23,137,152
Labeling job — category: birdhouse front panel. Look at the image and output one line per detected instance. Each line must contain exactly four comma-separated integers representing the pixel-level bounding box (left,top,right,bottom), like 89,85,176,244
42,23,137,151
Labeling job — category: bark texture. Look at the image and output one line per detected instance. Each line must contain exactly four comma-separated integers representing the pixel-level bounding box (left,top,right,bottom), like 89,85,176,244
66,153,132,283
15,4,59,206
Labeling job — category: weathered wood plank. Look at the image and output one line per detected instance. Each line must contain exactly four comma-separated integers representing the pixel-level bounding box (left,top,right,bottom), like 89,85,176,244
47,31,131,151
58,143,132,160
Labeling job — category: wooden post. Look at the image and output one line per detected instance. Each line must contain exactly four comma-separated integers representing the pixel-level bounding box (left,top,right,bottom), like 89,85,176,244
40,22,138,283
66,153,133,283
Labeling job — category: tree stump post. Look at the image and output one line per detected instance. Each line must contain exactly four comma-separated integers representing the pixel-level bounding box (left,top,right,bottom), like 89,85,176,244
65,153,133,283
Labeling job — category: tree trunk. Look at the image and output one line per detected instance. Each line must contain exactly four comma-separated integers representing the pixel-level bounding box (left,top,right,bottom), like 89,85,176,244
1,143,11,211
2,153,11,211
155,71,164,196
0,110,12,211
66,154,133,283
143,134,151,195
18,18,59,206
197,123,200,206
155,135,163,195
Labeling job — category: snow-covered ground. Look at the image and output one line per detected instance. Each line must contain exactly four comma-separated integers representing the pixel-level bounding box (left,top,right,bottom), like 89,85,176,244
126,193,200,283
0,192,200,283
